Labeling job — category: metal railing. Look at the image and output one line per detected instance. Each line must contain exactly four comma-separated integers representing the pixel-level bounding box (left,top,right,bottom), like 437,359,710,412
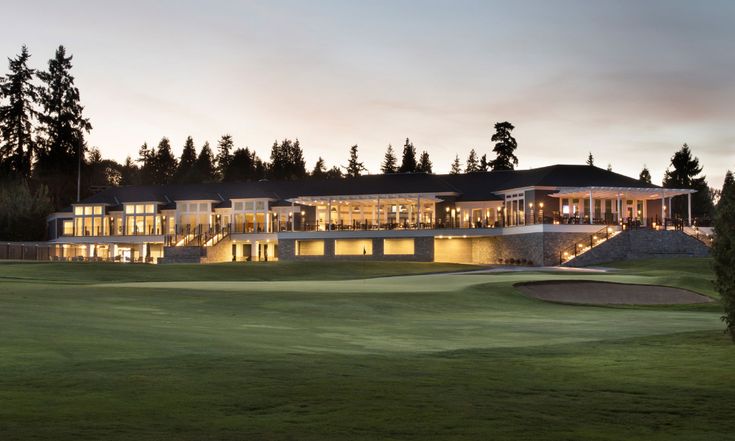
559,226,620,265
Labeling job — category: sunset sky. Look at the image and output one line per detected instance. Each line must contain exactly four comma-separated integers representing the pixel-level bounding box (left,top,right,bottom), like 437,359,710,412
2,0,733,185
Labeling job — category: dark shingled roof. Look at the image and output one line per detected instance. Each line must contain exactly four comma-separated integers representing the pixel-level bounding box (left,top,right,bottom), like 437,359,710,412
75,164,658,208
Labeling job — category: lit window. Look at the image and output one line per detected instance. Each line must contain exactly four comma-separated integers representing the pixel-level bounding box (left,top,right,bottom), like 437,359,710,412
234,202,243,211
93,206,103,215
125,205,135,214
84,206,93,215
145,204,155,213
74,206,83,215
199,203,208,211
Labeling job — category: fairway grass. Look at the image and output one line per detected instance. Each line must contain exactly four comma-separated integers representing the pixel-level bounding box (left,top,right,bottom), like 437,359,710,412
0,259,732,440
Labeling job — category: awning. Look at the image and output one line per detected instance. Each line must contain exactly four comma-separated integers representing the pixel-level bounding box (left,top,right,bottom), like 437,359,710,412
548,186,696,200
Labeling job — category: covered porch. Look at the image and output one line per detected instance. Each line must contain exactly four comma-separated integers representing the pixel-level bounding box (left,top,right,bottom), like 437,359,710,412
548,186,697,227
285,193,446,231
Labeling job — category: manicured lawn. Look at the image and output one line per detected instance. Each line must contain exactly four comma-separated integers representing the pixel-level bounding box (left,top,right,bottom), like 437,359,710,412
0,259,732,440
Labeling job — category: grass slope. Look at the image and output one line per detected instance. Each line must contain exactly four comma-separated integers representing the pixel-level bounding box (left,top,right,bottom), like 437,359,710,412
0,259,731,440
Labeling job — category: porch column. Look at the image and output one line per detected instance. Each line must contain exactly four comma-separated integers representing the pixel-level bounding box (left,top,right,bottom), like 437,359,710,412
110,244,117,261
291,201,295,232
327,201,332,230
688,193,692,226
376,197,381,230
661,189,665,222
558,198,562,221
589,190,593,224
417,195,421,228
616,193,621,224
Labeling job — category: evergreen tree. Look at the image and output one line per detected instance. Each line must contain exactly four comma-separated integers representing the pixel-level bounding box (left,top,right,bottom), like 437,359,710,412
325,165,343,179
465,149,479,172
417,151,433,173
398,138,417,173
489,121,518,171
152,137,177,184
0,178,53,240
193,141,215,183
224,147,256,182
479,154,489,172
345,144,366,178
175,136,197,183
639,165,652,184
35,46,92,207
120,156,140,185
450,155,462,175
0,45,38,178
662,143,715,220
381,144,397,174
312,157,327,178
216,134,234,180
586,152,594,166
137,142,155,184
713,170,735,340
268,139,306,180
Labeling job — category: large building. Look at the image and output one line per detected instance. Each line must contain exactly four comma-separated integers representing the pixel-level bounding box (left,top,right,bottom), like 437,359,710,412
44,164,705,266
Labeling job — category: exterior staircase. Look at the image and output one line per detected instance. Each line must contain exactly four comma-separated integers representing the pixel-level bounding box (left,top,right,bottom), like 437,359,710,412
561,228,711,267
160,224,232,264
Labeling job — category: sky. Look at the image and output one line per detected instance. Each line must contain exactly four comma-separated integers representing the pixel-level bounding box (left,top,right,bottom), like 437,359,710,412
2,0,734,186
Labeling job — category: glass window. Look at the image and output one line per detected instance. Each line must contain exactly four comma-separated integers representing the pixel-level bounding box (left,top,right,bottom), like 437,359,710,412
199,203,208,211
84,206,93,215
75,218,83,236
74,206,83,215
63,220,74,236
125,205,135,214
145,204,155,213
256,201,265,210
135,204,145,214
234,202,243,211
93,206,103,215
245,201,254,210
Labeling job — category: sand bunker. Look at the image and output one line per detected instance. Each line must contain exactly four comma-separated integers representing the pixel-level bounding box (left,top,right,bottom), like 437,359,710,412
515,281,713,305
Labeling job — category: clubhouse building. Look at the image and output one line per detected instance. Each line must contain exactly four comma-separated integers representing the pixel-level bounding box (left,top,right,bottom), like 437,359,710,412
43,164,706,266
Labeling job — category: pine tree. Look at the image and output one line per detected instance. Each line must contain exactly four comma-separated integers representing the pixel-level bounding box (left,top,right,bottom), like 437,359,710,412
489,121,518,171
325,165,343,179
225,147,256,182
137,142,155,184
479,154,489,172
639,165,652,184
345,144,366,178
312,157,327,178
268,139,306,180
713,170,735,340
175,136,197,183
662,143,715,220
417,151,433,173
120,156,140,185
152,137,177,184
216,134,234,181
398,138,417,173
450,155,462,175
193,141,215,183
586,152,594,166
465,149,479,173
35,46,92,207
0,45,38,178
381,144,397,174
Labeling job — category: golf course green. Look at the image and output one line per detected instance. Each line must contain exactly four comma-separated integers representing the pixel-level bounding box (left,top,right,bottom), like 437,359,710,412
0,259,732,440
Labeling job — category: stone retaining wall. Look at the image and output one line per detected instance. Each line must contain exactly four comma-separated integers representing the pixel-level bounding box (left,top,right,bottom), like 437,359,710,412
564,229,710,267
159,246,203,264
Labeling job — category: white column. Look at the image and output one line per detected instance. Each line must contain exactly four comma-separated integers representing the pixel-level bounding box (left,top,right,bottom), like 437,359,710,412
617,193,621,223
376,197,381,230
417,195,421,227
589,190,593,224
88,243,95,258
140,243,147,261
661,190,665,222
688,193,692,226
327,201,332,230
251,241,259,261
291,201,295,232
110,244,117,260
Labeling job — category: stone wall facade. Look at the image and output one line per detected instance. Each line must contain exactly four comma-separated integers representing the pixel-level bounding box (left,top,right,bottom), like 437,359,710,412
159,246,203,264
278,237,434,262
564,229,710,267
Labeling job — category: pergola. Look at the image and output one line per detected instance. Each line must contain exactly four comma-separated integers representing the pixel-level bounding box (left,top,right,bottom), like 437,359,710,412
548,186,697,225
